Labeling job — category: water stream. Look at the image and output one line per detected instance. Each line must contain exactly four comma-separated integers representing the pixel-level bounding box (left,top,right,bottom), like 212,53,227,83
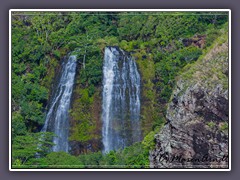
102,47,141,153
41,55,77,152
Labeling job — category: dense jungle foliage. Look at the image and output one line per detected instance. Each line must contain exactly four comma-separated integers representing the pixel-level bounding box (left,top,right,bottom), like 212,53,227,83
11,11,228,168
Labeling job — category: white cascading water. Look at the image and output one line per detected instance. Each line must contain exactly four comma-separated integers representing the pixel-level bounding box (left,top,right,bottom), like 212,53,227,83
41,55,77,152
102,47,141,153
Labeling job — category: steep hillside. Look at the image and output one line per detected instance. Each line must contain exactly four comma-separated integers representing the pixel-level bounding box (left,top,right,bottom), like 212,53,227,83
150,28,229,168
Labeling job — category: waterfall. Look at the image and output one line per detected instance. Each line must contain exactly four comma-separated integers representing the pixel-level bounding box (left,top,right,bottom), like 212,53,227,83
102,47,141,153
41,55,77,152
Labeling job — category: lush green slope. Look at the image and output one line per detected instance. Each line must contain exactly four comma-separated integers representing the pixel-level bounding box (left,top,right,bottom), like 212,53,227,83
11,11,228,168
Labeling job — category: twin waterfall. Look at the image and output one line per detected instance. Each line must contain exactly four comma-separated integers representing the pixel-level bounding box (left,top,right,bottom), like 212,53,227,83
42,47,141,153
41,55,77,152
102,47,141,153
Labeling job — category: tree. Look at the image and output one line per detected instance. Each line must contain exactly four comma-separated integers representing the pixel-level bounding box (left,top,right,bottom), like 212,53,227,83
43,152,83,168
12,132,55,165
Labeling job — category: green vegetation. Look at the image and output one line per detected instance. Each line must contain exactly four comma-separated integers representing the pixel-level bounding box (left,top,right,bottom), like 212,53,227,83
11,11,228,168
220,122,228,132
13,138,150,169
207,121,216,129
12,132,55,165
180,23,229,92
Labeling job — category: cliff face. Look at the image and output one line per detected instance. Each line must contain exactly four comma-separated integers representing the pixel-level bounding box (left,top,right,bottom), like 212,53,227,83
150,36,229,168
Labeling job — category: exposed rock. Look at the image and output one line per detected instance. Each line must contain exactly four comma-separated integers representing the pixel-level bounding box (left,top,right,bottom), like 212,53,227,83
182,35,206,49
69,139,102,155
150,36,229,168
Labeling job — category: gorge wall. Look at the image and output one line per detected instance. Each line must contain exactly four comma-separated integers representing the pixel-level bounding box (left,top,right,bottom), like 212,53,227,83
150,35,229,168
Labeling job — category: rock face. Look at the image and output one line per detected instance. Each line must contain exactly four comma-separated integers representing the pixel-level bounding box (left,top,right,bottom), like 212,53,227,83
150,37,229,168
182,35,206,49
